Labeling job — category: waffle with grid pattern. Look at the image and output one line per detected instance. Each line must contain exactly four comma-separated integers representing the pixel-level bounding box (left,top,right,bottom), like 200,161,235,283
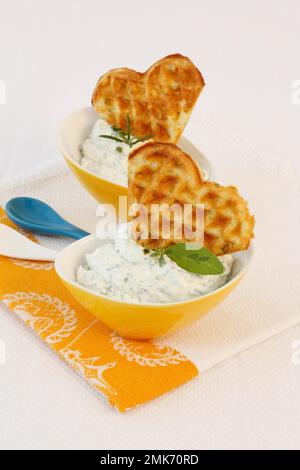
128,142,255,255
92,54,205,143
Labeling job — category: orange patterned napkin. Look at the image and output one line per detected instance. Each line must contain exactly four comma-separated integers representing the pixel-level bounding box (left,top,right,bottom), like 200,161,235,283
0,208,198,412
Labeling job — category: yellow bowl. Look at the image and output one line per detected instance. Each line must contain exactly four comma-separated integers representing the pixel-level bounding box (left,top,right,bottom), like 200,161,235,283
58,107,216,211
55,234,254,341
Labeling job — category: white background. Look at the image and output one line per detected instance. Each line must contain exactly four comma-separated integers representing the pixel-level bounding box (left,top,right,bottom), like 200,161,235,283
0,0,300,450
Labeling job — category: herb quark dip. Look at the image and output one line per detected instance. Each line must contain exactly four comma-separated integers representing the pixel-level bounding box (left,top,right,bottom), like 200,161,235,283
77,225,233,304
80,118,130,186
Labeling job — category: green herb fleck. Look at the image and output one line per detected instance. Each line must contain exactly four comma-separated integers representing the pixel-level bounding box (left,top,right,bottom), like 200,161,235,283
116,146,123,153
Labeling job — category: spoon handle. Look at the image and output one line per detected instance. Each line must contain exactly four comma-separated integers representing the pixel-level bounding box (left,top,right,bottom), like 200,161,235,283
0,224,58,261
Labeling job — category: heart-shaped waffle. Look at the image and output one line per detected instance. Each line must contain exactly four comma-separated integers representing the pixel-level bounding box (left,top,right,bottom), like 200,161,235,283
92,54,204,143
128,142,255,255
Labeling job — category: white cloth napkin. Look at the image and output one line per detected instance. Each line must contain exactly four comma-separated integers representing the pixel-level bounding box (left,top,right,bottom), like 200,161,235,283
0,119,299,372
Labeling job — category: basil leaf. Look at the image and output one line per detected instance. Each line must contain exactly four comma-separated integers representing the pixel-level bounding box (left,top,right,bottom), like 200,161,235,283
165,243,225,275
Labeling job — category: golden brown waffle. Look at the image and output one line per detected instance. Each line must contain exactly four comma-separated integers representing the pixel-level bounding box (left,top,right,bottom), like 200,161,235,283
128,142,255,255
92,54,205,143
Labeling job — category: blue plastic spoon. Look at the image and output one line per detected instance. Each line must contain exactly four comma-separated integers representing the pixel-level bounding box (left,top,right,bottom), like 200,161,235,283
5,197,89,240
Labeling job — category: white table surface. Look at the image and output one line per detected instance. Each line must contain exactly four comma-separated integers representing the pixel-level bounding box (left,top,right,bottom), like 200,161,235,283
0,0,300,450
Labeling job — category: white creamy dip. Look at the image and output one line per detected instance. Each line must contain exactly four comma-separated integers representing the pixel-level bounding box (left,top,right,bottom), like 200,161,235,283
77,226,233,304
80,119,209,186
80,118,130,186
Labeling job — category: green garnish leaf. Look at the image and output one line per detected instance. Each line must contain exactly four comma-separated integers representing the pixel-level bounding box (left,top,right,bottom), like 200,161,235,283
126,114,131,138
165,243,225,275
159,254,166,267
143,243,224,274
130,136,153,145
100,115,153,148
99,135,125,144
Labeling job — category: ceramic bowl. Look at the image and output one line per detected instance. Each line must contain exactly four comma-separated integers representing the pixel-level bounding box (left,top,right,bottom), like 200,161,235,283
55,234,253,340
58,107,216,213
